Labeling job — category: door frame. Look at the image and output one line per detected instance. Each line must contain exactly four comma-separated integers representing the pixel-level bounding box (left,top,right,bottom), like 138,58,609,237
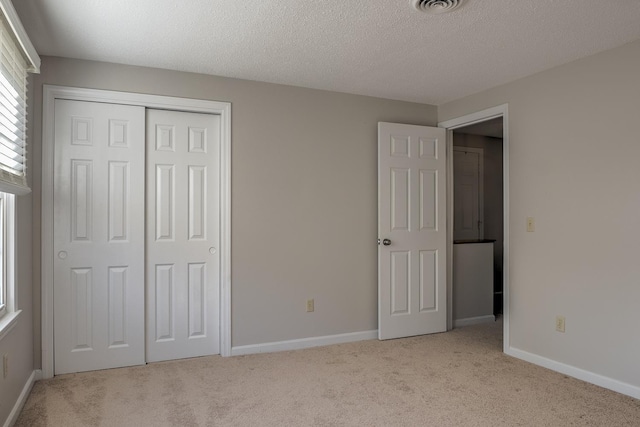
439,104,510,353
452,146,485,240
41,85,232,378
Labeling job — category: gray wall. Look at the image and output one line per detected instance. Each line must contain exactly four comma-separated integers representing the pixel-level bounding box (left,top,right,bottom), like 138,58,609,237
440,39,640,389
27,57,438,368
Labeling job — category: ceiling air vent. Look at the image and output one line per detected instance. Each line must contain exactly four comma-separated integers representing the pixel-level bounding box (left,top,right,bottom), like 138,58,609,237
412,0,464,14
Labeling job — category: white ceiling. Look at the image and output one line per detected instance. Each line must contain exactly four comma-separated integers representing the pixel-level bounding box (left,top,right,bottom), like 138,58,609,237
14,0,640,105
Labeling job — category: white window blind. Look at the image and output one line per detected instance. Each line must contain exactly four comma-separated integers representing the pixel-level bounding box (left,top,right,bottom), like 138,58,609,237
0,13,28,194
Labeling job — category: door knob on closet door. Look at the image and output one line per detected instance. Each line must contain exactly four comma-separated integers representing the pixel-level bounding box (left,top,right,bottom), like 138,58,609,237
58,251,67,259
382,239,391,246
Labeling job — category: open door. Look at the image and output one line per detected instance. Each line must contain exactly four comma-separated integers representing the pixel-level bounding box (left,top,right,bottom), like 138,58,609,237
378,122,447,340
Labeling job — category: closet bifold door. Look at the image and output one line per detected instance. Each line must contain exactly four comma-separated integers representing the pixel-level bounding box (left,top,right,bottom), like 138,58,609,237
146,109,221,362
53,99,146,375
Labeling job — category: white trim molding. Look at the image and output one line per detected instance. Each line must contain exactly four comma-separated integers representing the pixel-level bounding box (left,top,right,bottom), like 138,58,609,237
231,330,378,356
3,369,41,427
439,103,510,352
439,104,508,130
0,0,40,73
506,347,640,400
41,85,232,379
0,310,20,342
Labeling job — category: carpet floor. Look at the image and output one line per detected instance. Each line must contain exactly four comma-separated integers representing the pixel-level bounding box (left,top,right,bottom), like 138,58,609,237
15,321,640,426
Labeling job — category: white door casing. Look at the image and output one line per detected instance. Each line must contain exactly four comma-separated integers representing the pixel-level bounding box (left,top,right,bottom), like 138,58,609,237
453,147,483,241
438,103,509,350
146,109,221,362
378,122,447,340
53,99,145,374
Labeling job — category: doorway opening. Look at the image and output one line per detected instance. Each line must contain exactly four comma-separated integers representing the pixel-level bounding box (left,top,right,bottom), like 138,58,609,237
440,105,509,352
452,118,504,320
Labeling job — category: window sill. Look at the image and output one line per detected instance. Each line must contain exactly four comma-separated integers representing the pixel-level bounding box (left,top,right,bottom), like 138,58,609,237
0,310,21,342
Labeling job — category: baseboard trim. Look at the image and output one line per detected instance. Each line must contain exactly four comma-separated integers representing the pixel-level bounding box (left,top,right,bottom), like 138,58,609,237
231,330,378,356
506,347,640,400
454,315,495,328
3,369,40,427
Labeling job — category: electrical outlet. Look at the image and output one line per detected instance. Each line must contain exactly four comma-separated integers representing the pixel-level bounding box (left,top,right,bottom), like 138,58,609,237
555,316,565,333
306,299,314,313
526,217,535,232
3,354,8,379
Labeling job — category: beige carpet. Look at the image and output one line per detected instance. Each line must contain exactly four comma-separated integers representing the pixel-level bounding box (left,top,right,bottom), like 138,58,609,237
16,321,640,426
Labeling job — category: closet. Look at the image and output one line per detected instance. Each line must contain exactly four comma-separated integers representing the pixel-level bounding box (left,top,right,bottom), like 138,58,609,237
53,99,220,374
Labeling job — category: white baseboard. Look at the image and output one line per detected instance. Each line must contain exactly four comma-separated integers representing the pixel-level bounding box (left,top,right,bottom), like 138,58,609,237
454,315,495,328
3,369,40,427
506,347,640,400
231,330,378,356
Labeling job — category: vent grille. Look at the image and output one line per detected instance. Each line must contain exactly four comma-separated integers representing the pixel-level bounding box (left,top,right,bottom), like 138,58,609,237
412,0,464,14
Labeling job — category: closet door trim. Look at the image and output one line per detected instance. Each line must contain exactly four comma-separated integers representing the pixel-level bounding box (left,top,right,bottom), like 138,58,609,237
41,85,232,379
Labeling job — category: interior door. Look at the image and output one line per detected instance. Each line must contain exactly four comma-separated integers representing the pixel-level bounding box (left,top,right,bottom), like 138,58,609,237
146,109,221,362
453,147,482,241
378,122,447,340
53,99,145,374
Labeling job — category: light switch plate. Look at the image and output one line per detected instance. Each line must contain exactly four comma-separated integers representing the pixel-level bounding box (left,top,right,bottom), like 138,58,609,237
526,217,535,232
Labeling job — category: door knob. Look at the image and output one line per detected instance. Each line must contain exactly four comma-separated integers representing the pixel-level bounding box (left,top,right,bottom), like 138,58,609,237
58,251,67,259
382,239,391,246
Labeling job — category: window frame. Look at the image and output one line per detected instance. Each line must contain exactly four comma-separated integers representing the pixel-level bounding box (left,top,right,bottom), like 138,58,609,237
0,193,5,318
0,191,18,339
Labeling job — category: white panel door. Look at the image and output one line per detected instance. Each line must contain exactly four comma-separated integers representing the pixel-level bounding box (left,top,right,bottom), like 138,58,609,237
146,109,220,362
53,99,145,374
453,147,483,241
378,122,447,340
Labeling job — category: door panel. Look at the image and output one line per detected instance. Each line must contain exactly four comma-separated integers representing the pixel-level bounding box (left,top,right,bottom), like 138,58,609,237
378,122,447,340
146,109,220,362
54,99,145,374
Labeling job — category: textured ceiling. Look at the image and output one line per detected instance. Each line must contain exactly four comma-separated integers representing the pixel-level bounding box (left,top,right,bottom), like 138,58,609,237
14,0,640,105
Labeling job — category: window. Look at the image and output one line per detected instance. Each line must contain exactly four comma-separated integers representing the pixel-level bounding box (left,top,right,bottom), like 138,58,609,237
0,0,39,332
0,193,4,318
0,190,15,334
0,191,13,322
